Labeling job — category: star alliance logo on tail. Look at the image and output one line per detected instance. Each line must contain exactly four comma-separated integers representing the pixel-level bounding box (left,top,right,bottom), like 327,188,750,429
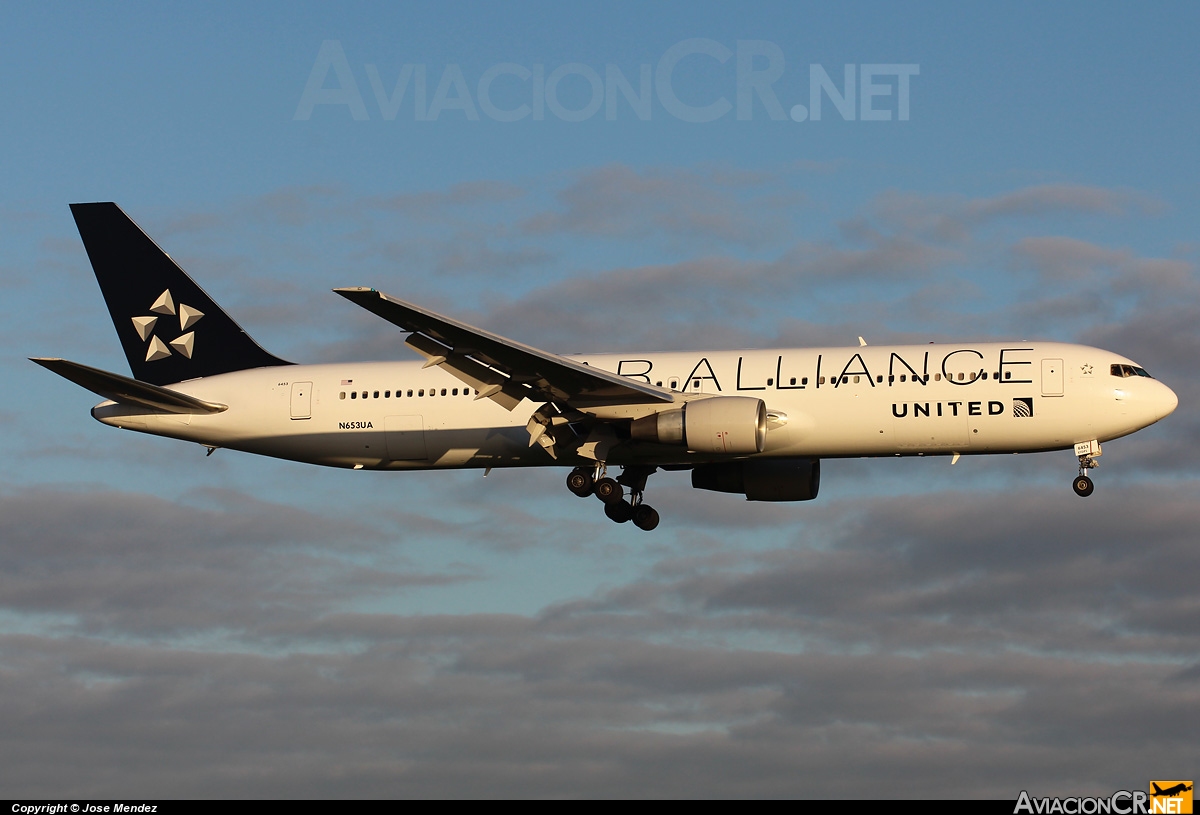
131,289,204,362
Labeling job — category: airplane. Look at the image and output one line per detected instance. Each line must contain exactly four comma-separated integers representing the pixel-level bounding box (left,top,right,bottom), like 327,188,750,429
1152,783,1193,798
33,203,1179,531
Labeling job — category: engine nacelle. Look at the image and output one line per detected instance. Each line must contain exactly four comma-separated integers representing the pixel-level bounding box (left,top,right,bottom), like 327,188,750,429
691,458,821,502
630,396,766,455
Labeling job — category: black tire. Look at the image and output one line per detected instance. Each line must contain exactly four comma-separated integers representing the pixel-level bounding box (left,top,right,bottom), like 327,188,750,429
566,469,594,497
631,504,660,531
604,500,633,523
1072,475,1094,497
594,477,623,505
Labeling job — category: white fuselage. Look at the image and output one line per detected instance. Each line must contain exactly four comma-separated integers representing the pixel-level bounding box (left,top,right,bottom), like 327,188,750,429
90,342,1178,471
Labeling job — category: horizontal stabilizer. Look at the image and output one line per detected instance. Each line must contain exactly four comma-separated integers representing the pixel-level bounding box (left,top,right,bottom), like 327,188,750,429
30,358,227,414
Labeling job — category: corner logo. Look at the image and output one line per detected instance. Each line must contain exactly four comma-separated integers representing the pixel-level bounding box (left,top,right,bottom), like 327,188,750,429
1015,783,1192,814
1151,782,1193,814
131,289,204,362
1013,397,1034,418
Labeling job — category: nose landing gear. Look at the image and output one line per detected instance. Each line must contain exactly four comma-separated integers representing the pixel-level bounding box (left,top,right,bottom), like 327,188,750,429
1072,474,1095,497
1072,441,1100,497
566,465,660,530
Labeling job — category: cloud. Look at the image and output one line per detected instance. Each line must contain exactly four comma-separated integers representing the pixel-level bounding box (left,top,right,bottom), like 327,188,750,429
371,180,527,218
0,487,474,638
3,484,1199,796
1012,236,1195,288
6,171,1198,797
521,163,800,247
871,184,1157,243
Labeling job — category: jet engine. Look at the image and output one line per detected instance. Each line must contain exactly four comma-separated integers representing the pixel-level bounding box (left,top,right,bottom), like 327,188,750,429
630,396,766,455
691,458,821,501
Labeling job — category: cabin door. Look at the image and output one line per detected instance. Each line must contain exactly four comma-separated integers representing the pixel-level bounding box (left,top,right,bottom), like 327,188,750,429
1041,359,1064,396
290,382,312,419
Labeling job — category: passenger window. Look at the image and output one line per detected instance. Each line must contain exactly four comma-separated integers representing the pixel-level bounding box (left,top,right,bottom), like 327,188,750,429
669,379,679,389
876,375,883,383
385,390,390,398
934,373,941,381
373,391,380,398
789,377,796,386
441,388,447,396
419,389,424,397
655,381,662,387
969,373,976,382
900,375,906,382
453,388,459,396
339,392,346,400
351,392,357,399
853,376,860,384
767,378,774,386
801,377,808,385
957,373,964,381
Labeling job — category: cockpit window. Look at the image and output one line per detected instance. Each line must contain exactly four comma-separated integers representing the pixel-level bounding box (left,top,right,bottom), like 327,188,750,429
1111,363,1154,379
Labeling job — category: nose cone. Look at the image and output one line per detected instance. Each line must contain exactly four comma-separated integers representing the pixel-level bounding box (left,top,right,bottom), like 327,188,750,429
1154,381,1179,421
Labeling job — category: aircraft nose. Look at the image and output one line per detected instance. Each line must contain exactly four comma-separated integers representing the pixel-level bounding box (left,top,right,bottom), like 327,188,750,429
1155,381,1179,421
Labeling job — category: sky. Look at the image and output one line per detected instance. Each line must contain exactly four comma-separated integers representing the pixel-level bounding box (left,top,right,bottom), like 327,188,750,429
2,0,1198,799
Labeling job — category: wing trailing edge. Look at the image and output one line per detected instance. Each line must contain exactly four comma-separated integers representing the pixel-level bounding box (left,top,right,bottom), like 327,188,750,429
334,287,675,410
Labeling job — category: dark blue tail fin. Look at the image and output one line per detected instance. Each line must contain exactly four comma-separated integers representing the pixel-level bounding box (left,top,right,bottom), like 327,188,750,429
70,202,290,385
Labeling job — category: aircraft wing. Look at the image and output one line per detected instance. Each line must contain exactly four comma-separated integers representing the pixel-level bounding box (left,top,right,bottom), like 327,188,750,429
30,358,228,414
334,287,675,411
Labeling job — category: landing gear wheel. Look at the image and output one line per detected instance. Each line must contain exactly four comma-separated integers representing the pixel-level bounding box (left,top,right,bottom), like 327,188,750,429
566,468,594,497
594,477,623,505
1072,475,1094,497
604,500,633,523
631,504,659,531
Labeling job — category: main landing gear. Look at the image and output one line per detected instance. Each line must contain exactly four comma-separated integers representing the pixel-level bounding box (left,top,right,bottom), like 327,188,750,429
566,465,660,530
1072,444,1100,497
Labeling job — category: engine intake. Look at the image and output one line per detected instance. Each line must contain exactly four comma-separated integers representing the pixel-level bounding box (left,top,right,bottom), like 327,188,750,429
631,397,767,455
691,458,821,502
